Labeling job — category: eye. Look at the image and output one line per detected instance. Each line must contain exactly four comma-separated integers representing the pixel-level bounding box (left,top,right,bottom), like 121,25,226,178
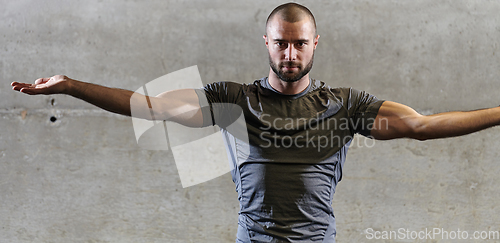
296,42,306,47
276,42,287,48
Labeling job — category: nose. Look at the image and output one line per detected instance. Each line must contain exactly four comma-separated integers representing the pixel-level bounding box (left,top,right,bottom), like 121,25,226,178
284,44,297,61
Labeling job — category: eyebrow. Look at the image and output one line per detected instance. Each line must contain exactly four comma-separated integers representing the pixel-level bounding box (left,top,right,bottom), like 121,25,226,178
272,39,310,43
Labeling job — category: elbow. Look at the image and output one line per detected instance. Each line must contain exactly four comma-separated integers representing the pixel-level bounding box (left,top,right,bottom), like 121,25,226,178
405,117,431,141
151,111,175,122
412,133,430,141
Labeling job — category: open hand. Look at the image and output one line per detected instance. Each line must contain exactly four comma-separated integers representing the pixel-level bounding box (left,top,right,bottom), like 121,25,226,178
11,75,69,95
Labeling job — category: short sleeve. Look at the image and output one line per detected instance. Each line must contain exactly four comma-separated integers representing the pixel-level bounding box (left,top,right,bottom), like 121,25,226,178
194,81,244,127
347,88,385,137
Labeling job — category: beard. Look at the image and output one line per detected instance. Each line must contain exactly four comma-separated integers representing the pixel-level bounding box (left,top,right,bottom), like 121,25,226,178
269,52,314,83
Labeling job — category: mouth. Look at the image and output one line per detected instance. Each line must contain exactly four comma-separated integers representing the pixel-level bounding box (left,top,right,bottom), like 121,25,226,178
281,62,300,71
282,65,300,72
283,66,298,71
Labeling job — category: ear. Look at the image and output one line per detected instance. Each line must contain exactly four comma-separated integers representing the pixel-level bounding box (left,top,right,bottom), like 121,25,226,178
263,35,269,48
313,35,320,50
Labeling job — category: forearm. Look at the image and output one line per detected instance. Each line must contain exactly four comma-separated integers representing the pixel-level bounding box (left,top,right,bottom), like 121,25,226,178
413,107,500,140
65,78,151,118
372,101,500,141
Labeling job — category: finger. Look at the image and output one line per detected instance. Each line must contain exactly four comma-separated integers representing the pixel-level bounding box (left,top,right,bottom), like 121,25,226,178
13,83,44,93
12,81,38,88
11,82,33,86
12,83,28,91
11,81,33,87
19,86,47,95
12,82,33,90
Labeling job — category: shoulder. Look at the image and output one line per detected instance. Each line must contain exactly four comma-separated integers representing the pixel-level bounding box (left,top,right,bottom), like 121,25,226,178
201,79,269,104
309,79,359,99
211,78,275,95
309,79,382,108
203,79,267,90
203,81,244,92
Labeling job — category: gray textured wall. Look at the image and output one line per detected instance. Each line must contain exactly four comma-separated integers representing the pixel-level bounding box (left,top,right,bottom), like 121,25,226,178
2,0,500,242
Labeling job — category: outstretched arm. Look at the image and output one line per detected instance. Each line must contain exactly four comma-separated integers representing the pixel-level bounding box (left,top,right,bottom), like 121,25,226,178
11,75,204,127
371,101,500,140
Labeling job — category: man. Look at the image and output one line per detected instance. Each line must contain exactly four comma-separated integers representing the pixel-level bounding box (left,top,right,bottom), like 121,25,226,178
10,2,500,243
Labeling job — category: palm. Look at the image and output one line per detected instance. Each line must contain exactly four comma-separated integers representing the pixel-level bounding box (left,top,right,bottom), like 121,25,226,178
11,75,67,95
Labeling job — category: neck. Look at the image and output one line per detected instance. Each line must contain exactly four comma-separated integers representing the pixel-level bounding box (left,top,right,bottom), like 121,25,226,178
267,69,310,95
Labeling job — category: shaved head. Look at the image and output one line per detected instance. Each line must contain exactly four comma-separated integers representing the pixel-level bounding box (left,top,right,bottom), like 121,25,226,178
265,2,317,35
264,3,320,85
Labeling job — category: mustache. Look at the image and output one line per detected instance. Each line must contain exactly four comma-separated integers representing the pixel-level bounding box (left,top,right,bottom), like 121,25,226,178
280,61,300,67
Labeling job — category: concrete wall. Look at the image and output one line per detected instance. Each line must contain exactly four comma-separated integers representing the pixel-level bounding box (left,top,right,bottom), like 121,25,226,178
2,0,500,242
